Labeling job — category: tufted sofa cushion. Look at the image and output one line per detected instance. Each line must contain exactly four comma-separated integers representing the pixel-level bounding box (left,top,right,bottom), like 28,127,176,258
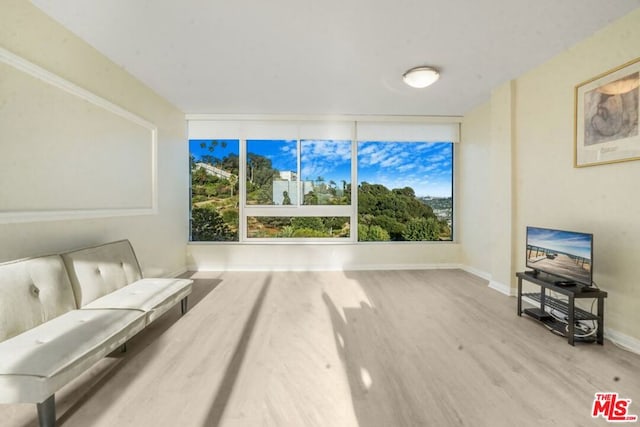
83,278,193,324
0,309,146,403
61,240,143,307
0,255,77,343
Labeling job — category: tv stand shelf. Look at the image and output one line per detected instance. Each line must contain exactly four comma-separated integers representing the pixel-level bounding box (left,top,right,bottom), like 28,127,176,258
521,292,598,321
516,271,607,346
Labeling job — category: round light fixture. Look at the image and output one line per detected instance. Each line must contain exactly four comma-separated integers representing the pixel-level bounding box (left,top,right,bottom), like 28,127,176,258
402,66,440,88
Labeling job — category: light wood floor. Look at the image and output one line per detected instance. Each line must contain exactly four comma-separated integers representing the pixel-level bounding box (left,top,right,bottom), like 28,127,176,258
2,269,639,426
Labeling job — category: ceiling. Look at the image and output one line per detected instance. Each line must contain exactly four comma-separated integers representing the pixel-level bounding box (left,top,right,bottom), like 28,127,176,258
32,0,640,117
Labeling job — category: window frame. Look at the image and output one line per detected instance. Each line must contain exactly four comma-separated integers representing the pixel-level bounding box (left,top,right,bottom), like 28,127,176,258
241,136,357,243
187,116,459,244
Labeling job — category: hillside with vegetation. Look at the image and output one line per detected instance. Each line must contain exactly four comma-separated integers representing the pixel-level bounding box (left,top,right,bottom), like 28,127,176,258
358,183,451,241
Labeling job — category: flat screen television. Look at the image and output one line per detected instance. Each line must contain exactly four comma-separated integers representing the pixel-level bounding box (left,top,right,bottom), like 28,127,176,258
526,226,593,286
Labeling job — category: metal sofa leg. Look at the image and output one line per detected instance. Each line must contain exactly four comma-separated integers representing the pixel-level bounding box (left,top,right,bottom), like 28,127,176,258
37,394,56,427
181,296,189,315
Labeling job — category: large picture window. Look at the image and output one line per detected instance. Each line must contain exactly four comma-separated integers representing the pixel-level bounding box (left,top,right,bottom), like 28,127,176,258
188,119,458,243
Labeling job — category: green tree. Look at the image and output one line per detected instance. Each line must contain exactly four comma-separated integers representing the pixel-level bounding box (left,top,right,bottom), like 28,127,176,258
220,153,240,176
246,153,278,204
279,226,296,237
192,167,211,185
228,174,238,197
258,216,291,228
292,228,328,238
370,215,405,239
393,187,416,198
357,181,440,240
402,217,440,241
222,209,239,228
291,216,325,231
191,207,237,241
322,217,347,232
303,190,318,205
200,139,228,156
200,154,220,166
358,224,390,241
247,153,277,186
196,140,227,169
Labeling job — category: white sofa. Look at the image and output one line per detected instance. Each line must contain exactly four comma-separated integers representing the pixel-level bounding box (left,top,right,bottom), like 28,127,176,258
0,240,192,427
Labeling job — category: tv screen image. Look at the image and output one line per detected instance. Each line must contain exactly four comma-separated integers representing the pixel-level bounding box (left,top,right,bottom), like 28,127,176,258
526,226,593,286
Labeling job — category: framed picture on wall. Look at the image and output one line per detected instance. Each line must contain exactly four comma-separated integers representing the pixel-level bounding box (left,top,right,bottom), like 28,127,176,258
574,57,640,167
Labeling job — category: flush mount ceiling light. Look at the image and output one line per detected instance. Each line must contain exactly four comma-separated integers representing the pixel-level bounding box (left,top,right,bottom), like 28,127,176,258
402,66,440,88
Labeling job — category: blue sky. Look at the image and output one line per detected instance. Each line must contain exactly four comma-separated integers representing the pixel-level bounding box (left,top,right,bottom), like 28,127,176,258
357,141,452,197
527,227,592,260
190,139,453,197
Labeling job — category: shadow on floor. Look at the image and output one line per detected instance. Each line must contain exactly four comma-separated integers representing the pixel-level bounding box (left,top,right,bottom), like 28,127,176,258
203,275,272,427
322,270,471,427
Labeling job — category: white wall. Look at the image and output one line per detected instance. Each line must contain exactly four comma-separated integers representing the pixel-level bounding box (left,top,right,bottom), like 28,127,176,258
514,9,640,343
461,8,640,345
188,242,461,271
488,81,515,294
0,0,189,276
459,103,491,278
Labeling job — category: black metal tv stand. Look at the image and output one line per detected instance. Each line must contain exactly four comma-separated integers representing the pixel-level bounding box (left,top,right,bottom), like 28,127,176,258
516,271,607,346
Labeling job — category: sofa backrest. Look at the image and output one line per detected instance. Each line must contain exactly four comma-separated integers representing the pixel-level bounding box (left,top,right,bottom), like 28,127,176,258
0,255,78,342
61,240,143,307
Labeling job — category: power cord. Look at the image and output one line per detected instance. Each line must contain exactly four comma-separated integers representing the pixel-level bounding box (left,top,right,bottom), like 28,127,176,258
566,323,597,338
545,296,598,338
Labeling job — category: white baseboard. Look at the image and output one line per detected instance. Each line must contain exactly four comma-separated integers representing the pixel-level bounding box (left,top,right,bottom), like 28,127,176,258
458,265,513,296
189,262,517,297
187,263,463,272
605,328,640,355
488,280,513,296
344,263,462,271
191,263,510,290
459,265,492,282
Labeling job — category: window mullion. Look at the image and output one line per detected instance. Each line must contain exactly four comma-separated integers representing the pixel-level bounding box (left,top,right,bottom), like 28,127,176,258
239,138,247,242
297,137,302,207
351,122,358,243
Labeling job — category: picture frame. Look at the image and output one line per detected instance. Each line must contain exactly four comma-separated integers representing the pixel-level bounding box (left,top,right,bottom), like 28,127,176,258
574,57,640,167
